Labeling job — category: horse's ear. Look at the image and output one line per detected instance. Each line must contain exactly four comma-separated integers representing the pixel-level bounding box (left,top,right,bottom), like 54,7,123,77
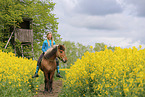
58,44,62,49
58,44,65,50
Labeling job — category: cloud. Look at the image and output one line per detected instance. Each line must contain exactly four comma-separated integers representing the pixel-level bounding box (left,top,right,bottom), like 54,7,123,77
74,0,123,15
67,13,145,37
68,14,130,30
53,0,145,48
118,0,145,17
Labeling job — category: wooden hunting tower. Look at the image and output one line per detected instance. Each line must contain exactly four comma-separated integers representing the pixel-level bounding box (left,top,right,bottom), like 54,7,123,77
14,18,34,59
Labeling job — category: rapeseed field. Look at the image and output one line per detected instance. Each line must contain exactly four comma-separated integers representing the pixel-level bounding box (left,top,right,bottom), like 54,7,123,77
0,50,43,97
60,46,145,97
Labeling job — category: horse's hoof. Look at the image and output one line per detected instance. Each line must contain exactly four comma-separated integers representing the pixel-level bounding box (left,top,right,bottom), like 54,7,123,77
43,90,48,94
49,89,53,94
49,91,53,94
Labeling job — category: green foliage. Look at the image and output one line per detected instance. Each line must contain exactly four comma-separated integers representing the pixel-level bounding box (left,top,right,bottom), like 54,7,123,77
59,41,115,68
59,41,90,68
0,0,59,59
94,42,106,52
0,73,44,97
0,41,14,53
0,0,23,26
94,42,115,52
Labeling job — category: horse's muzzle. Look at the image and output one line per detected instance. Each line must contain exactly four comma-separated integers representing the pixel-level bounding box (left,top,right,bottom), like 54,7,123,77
59,57,67,63
63,59,67,63
62,58,67,63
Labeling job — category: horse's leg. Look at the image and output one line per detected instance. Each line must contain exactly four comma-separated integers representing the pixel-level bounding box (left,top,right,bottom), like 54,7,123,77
49,71,55,93
44,72,49,92
47,72,52,93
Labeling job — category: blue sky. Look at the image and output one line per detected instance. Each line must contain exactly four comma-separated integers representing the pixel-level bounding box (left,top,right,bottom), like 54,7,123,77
52,0,145,48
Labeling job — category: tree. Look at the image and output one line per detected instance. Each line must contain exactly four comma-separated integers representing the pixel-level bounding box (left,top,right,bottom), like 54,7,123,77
0,0,60,59
94,42,115,52
60,41,90,68
94,43,106,52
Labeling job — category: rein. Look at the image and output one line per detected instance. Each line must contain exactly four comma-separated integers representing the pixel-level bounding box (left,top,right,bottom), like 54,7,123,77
47,46,60,62
44,45,65,61
56,46,60,58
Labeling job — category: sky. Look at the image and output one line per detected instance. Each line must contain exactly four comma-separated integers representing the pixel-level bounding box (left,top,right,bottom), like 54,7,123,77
52,0,145,48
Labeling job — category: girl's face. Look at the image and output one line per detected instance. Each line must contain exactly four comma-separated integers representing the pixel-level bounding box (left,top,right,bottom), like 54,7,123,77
47,33,52,40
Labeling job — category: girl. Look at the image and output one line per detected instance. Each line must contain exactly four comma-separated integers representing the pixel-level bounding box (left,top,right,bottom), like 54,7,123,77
32,32,63,78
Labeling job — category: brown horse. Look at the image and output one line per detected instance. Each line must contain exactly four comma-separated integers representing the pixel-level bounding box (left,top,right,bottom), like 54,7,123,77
40,44,67,93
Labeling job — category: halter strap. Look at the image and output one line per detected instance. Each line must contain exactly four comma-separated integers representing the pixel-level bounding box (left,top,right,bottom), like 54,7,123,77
56,45,60,58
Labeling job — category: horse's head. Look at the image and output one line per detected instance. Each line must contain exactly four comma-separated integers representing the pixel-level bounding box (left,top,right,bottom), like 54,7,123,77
57,44,67,63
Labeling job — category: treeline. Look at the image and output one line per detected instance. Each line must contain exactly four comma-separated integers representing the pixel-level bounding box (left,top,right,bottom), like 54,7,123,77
60,41,115,68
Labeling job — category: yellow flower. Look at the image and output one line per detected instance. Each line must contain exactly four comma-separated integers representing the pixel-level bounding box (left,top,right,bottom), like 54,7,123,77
105,91,108,95
104,45,107,49
124,88,129,93
86,80,89,84
139,45,142,49
87,87,89,90
90,46,93,49
90,73,95,80
62,46,145,96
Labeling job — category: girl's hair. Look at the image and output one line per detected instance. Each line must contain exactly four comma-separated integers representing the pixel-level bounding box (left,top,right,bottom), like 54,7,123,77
47,32,54,47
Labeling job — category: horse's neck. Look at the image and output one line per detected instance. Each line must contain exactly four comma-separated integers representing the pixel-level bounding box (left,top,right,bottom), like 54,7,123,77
48,54,56,60
44,46,57,60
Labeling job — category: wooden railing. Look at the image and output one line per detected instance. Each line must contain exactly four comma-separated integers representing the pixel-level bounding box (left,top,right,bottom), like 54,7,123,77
15,28,33,43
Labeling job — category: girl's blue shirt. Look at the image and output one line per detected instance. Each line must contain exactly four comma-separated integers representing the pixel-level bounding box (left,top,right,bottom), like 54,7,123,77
42,39,55,53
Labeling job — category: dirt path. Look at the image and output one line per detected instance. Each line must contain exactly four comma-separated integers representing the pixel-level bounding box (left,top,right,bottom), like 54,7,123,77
33,79,62,97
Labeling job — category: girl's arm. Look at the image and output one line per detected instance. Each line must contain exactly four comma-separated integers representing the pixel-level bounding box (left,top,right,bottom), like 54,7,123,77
42,42,46,53
53,41,55,45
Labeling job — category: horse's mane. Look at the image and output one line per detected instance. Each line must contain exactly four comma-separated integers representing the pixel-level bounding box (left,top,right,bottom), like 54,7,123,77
43,45,58,60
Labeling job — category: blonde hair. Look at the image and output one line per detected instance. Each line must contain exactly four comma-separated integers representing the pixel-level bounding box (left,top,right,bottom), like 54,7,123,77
47,32,54,47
